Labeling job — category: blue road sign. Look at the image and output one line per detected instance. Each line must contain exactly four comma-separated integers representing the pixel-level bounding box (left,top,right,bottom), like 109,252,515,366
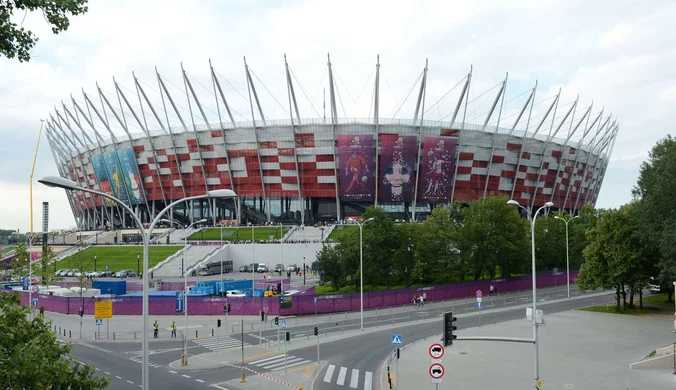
314,297,317,304
32,299,38,307
175,292,184,313
95,319,103,326
477,301,483,309
105,265,109,272
23,276,29,290
392,334,403,344
281,319,287,329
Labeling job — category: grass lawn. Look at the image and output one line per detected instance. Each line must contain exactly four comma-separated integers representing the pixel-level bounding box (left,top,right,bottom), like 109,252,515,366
1,246,15,255
57,246,183,272
188,227,288,241
580,292,673,315
326,225,358,241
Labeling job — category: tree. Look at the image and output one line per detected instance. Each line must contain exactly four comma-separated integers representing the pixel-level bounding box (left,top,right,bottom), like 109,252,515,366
1,0,89,62
633,135,676,301
35,245,56,285
0,292,109,388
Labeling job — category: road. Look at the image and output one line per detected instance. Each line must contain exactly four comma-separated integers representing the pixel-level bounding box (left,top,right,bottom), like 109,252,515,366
66,285,613,389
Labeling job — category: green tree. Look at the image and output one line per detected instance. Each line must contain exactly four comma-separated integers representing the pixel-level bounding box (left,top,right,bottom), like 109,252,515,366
0,292,109,388
633,135,676,301
35,245,56,285
1,0,89,62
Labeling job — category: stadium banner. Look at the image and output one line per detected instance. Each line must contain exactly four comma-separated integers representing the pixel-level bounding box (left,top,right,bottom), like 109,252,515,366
417,136,458,203
90,154,116,207
379,134,416,202
102,151,131,206
337,134,375,201
117,148,146,205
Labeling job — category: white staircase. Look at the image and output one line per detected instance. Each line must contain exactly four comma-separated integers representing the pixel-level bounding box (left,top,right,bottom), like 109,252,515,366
284,226,327,242
167,227,200,244
150,245,219,278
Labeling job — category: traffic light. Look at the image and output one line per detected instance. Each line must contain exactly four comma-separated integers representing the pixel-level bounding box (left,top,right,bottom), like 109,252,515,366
274,317,279,325
78,309,84,317
227,303,231,313
396,348,400,359
217,319,221,328
313,326,318,336
285,331,290,341
223,305,227,313
444,312,457,346
260,311,265,322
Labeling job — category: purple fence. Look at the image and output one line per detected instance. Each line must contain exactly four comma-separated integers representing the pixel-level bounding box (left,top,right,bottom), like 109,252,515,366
17,271,577,316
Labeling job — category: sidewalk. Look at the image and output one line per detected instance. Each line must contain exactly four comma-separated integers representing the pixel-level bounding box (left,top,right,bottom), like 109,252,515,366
390,309,676,389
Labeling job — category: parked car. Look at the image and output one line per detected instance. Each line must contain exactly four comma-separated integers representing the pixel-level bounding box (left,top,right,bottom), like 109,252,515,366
256,263,268,273
239,264,249,272
281,289,301,296
55,269,66,276
99,270,114,277
274,264,283,273
73,270,82,278
56,269,70,277
648,284,661,294
286,264,297,272
116,269,136,278
225,290,246,297
66,270,75,277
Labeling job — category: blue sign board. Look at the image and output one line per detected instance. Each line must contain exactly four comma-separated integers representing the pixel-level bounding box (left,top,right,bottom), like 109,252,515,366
477,301,482,309
175,292,184,313
105,265,109,272
32,299,38,307
22,276,29,290
392,334,403,345
314,297,317,304
96,319,103,326
281,319,287,329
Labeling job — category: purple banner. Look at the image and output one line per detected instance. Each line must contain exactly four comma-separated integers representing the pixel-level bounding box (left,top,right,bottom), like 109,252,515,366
379,134,416,202
338,134,375,201
417,137,457,203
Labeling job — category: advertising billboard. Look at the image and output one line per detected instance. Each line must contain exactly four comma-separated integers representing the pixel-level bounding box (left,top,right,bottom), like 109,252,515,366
337,134,375,201
379,134,417,202
417,137,458,203
90,154,116,207
117,148,146,205
103,152,131,206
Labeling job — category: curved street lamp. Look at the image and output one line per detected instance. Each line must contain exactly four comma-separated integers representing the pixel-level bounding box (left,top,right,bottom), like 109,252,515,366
507,199,553,387
553,215,580,299
39,176,236,390
349,217,374,331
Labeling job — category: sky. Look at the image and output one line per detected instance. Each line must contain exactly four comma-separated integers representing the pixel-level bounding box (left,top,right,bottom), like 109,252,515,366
0,0,674,233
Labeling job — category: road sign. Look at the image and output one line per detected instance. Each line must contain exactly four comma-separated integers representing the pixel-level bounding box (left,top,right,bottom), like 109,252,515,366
281,319,287,329
105,265,109,272
95,319,103,326
477,301,483,309
31,285,39,293
32,299,38,307
429,363,444,379
391,334,403,345
431,378,443,384
429,343,444,359
536,378,543,389
314,297,317,303
476,297,482,303
94,301,113,319
476,289,482,298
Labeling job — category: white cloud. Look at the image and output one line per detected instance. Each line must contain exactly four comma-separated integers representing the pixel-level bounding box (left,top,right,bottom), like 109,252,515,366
2,0,676,231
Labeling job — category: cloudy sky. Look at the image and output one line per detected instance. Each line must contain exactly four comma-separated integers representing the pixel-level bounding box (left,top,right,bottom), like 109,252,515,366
0,0,673,233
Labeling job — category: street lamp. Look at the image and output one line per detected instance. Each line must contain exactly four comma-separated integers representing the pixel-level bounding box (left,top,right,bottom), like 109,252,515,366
279,222,284,294
507,199,553,387
553,215,580,299
350,217,374,331
27,232,40,319
39,176,237,390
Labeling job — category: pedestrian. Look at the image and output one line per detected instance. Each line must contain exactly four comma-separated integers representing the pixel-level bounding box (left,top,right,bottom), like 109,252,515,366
494,284,498,295
422,292,427,307
489,284,494,296
171,321,177,338
39,305,45,316
412,295,418,307
153,320,159,338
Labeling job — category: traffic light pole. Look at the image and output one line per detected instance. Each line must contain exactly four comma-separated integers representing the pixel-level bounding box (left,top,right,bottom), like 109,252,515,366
316,328,320,365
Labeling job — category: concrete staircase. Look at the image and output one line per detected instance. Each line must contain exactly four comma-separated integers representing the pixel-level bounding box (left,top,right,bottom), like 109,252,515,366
149,245,219,278
284,226,328,243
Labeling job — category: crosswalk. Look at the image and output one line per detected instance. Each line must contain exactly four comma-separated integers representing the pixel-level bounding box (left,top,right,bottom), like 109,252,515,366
192,336,248,352
247,354,312,371
323,364,373,389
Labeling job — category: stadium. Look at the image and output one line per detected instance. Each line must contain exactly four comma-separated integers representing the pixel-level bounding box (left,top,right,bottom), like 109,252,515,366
43,57,618,230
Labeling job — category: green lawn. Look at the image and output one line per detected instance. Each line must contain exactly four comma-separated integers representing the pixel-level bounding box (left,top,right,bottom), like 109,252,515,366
57,246,183,273
326,225,358,241
1,245,15,255
188,227,288,241
580,292,673,315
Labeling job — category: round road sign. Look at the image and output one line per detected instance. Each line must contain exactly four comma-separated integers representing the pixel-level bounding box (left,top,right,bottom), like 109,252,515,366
429,363,444,379
429,343,445,359
31,285,39,293
476,289,482,298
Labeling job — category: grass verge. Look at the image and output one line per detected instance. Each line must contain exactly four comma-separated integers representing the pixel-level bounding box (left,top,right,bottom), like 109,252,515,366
57,246,183,272
326,225,358,241
188,227,288,241
581,292,673,315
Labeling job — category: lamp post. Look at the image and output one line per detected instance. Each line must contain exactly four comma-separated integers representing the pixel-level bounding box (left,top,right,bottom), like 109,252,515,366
279,222,284,294
553,215,579,299
350,217,374,331
27,232,40,319
39,176,236,390
251,225,255,296
507,199,553,388
161,217,206,366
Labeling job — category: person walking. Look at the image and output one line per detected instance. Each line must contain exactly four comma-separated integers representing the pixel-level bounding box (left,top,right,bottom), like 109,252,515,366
171,321,177,338
422,292,427,307
153,320,159,339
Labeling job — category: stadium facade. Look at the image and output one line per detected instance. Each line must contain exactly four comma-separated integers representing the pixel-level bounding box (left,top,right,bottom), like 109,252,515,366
43,57,618,230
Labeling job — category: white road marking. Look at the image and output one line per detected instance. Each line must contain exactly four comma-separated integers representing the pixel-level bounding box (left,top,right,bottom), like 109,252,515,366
270,359,313,371
248,354,285,365
104,372,110,375
126,380,134,384
182,374,191,378
115,376,122,379
324,364,335,382
169,370,177,374
196,379,205,383
364,371,373,389
350,368,359,388
337,366,347,385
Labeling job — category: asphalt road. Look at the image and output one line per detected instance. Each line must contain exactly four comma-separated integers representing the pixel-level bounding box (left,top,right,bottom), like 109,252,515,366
66,285,613,390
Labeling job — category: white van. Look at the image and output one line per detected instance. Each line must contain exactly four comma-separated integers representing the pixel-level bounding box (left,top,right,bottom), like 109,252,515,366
256,263,268,273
